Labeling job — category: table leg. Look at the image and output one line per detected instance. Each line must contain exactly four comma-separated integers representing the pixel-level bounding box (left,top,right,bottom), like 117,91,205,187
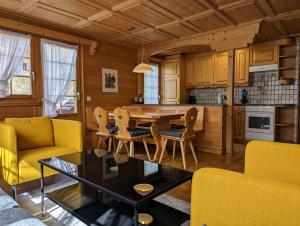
134,206,138,226
151,121,170,161
40,163,45,216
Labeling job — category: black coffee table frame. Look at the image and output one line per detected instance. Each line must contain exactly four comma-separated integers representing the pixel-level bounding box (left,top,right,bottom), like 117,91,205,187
39,151,192,226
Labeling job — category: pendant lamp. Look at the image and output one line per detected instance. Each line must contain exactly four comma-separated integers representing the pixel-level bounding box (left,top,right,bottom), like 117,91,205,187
132,2,153,74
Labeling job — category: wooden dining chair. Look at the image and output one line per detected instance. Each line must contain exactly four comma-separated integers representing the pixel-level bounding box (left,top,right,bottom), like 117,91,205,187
113,107,151,160
94,106,118,152
159,107,199,170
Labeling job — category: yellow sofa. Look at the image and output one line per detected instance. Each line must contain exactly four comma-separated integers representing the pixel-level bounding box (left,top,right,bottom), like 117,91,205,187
191,140,300,226
0,117,83,189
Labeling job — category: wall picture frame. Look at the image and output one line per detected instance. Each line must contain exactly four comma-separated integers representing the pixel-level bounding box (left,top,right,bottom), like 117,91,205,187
102,68,118,92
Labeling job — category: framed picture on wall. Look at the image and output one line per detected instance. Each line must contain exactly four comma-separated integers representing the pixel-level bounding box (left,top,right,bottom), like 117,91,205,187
102,68,118,92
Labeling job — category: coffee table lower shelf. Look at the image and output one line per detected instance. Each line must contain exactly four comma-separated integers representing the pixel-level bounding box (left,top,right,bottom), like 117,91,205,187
46,183,189,226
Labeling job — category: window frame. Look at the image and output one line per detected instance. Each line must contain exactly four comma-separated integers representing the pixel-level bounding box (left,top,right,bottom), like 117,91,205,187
5,38,36,100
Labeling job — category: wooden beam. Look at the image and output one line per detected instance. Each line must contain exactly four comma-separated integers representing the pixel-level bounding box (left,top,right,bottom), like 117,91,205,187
226,49,234,154
264,9,300,23
255,0,288,35
295,38,300,143
219,0,255,11
143,21,261,58
0,16,98,55
196,0,237,25
16,0,39,13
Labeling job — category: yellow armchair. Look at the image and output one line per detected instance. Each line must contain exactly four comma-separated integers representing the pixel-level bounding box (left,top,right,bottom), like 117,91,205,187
191,141,300,226
0,118,83,191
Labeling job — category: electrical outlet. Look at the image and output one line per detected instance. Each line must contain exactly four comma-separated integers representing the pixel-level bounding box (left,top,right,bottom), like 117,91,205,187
87,96,92,102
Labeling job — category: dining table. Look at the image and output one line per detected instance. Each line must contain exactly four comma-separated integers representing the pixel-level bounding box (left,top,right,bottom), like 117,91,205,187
108,110,184,161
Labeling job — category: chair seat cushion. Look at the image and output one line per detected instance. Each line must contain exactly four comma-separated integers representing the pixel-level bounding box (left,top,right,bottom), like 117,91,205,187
106,124,118,134
4,116,54,151
137,122,152,128
18,146,78,184
128,128,150,137
171,124,185,130
160,129,183,137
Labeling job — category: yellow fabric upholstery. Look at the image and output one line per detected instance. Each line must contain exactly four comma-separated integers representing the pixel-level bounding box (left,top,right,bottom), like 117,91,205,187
191,168,300,226
245,140,300,185
0,118,82,185
4,116,54,151
18,146,78,184
191,141,300,226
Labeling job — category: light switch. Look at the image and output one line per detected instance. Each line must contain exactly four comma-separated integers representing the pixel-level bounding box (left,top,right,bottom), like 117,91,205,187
87,96,92,102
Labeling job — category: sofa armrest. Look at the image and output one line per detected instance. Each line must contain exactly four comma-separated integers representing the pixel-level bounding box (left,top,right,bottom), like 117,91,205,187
0,124,19,185
191,168,300,226
51,119,83,152
245,140,300,185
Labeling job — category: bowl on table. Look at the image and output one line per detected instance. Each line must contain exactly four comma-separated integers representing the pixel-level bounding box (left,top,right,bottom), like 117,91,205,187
133,183,154,196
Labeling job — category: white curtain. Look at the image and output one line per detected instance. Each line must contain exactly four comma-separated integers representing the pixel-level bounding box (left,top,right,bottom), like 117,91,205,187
0,29,30,98
42,39,78,117
144,64,159,104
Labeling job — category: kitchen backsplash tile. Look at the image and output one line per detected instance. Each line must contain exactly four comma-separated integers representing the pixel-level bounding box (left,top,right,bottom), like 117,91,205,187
189,71,298,105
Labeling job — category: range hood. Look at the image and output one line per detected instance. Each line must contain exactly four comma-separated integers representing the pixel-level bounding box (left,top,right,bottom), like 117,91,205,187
249,64,277,72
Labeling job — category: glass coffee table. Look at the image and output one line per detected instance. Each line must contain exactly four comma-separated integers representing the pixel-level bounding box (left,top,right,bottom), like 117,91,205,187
38,149,192,226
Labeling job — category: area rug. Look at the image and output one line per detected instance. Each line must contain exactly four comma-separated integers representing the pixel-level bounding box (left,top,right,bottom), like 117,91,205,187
17,180,190,226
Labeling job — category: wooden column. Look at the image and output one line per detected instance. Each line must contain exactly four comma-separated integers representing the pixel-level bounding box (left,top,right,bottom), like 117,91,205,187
295,39,300,143
226,49,235,153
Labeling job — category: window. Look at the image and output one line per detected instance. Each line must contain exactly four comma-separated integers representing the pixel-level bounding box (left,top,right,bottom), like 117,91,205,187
56,73,77,114
144,64,159,104
42,39,78,117
8,48,32,95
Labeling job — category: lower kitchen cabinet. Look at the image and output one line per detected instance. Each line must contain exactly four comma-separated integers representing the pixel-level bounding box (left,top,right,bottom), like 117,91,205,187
233,106,245,141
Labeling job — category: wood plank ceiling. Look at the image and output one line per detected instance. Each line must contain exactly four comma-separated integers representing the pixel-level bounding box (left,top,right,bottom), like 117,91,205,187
0,0,300,48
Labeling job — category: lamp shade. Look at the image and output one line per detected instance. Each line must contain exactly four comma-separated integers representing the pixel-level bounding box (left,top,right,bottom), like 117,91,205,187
133,62,154,73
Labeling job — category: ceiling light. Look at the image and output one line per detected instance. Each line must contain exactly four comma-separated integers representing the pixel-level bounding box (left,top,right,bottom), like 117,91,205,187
133,62,153,73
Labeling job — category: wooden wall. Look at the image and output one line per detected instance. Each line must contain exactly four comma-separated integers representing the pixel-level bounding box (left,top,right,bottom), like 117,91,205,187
82,44,138,111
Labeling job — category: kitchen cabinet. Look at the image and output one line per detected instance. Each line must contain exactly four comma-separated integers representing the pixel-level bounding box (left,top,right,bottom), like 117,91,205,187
195,55,214,86
250,46,278,66
235,48,249,84
186,58,195,87
161,55,185,104
162,76,180,104
233,106,245,141
213,51,228,85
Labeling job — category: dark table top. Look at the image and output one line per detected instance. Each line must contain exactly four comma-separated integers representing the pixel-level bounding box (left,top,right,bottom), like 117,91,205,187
39,149,193,208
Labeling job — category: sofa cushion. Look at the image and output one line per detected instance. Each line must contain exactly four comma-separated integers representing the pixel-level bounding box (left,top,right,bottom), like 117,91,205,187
18,146,77,184
4,117,54,151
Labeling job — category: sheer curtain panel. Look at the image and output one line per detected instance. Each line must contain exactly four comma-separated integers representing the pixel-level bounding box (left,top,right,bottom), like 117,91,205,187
42,39,78,117
0,29,30,98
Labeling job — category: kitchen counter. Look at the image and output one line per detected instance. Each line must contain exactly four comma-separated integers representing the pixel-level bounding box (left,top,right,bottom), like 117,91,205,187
135,103,227,106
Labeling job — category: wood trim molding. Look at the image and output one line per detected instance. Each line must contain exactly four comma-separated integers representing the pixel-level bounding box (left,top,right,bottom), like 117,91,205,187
143,21,261,58
0,16,98,55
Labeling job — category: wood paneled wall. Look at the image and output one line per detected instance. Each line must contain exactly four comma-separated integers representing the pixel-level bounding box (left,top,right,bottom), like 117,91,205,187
82,44,138,111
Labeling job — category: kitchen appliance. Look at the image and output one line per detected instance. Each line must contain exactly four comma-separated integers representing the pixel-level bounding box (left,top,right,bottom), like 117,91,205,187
240,89,248,104
188,95,196,104
245,106,275,141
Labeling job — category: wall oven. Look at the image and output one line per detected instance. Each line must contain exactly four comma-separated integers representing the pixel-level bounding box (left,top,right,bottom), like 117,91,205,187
245,106,275,141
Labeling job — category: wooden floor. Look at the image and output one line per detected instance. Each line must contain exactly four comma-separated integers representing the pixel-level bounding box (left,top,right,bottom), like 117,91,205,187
135,143,245,202
0,144,245,204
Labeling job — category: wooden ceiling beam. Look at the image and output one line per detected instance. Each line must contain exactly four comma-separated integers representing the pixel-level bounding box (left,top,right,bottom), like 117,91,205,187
263,9,300,22
195,0,237,25
255,0,289,35
219,0,255,11
16,0,39,13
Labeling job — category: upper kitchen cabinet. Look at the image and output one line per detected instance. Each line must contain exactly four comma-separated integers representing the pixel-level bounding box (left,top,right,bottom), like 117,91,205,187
195,55,214,86
161,55,186,104
162,58,180,77
249,46,278,66
213,52,228,85
235,48,250,84
186,58,195,87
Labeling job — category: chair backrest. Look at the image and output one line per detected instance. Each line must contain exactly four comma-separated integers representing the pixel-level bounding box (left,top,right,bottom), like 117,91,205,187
86,107,98,131
113,107,132,139
193,106,205,132
94,107,110,135
182,107,198,138
245,140,300,185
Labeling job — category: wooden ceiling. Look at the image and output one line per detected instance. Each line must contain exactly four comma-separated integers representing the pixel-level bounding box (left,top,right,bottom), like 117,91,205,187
0,0,300,48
